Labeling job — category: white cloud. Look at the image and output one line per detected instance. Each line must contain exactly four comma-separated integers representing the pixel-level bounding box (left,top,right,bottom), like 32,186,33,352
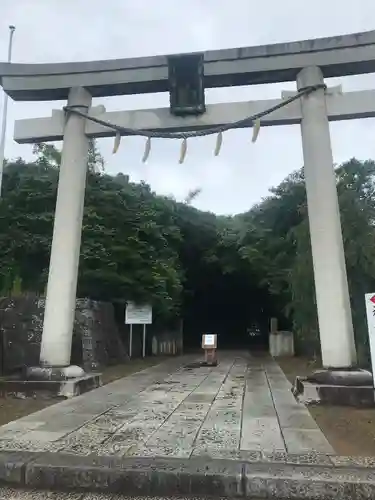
1,0,375,214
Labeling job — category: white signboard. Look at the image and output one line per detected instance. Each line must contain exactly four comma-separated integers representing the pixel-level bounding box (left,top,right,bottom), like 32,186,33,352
125,302,152,324
204,334,215,346
202,333,217,349
365,293,375,387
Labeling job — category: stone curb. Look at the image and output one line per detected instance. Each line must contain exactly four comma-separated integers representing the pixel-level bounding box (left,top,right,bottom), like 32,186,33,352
1,451,375,498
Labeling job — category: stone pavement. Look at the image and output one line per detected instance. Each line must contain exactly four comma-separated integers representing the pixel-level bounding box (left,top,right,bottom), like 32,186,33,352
1,489,220,499
0,352,333,458
1,489,235,500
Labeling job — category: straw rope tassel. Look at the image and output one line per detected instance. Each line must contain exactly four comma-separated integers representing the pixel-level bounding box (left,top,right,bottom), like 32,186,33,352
112,132,121,154
214,131,223,156
179,138,187,164
252,119,261,143
142,137,152,163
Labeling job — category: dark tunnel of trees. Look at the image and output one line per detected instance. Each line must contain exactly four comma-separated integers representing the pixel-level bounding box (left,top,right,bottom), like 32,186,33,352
1,141,375,363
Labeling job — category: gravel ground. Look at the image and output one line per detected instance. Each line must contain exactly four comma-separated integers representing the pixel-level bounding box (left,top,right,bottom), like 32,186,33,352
279,356,375,456
0,357,168,427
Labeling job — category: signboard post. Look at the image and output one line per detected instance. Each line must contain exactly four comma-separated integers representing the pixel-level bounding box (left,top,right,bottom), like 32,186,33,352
202,333,218,366
129,324,133,358
125,302,152,358
365,293,375,387
142,324,146,359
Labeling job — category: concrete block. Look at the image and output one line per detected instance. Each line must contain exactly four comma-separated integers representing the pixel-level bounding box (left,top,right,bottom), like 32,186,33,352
0,374,102,399
0,452,30,485
269,331,294,357
24,454,244,497
244,462,375,499
293,377,375,407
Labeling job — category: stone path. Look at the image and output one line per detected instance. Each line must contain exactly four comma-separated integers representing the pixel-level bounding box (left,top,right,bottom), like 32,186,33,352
0,352,333,459
1,488,218,499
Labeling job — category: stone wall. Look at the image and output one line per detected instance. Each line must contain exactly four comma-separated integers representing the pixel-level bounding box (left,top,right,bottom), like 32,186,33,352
74,298,128,371
0,295,127,375
0,295,43,374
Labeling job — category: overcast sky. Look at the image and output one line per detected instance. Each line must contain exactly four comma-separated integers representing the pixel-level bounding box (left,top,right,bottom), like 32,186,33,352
1,0,375,214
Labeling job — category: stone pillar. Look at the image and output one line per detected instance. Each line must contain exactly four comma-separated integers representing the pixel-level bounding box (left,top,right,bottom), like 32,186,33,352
297,66,356,368
39,87,91,370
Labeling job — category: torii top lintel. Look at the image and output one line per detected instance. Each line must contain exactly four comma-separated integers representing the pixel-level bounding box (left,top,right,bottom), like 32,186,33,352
1,30,375,102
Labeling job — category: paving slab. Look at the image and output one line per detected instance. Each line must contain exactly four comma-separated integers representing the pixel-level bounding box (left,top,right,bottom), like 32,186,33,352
23,454,244,497
283,428,334,454
0,491,230,500
1,453,375,499
0,487,83,499
0,350,374,500
0,352,334,460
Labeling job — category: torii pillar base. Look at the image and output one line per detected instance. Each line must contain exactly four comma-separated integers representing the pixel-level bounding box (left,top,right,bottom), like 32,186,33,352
292,369,374,407
0,365,102,399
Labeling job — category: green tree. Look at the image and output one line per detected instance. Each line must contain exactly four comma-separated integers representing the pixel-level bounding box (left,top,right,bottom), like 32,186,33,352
1,142,374,363
0,144,182,320
236,159,375,363
32,139,104,173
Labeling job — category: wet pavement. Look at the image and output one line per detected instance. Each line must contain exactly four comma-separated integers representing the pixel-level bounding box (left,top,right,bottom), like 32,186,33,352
0,352,333,459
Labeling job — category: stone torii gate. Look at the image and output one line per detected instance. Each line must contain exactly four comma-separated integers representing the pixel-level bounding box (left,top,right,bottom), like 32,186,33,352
2,30,375,380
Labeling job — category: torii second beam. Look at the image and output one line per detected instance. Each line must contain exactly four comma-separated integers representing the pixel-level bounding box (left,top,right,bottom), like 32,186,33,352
14,88,375,144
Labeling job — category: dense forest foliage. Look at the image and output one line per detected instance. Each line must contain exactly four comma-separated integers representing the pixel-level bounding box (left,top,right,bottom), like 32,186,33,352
1,140,375,362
